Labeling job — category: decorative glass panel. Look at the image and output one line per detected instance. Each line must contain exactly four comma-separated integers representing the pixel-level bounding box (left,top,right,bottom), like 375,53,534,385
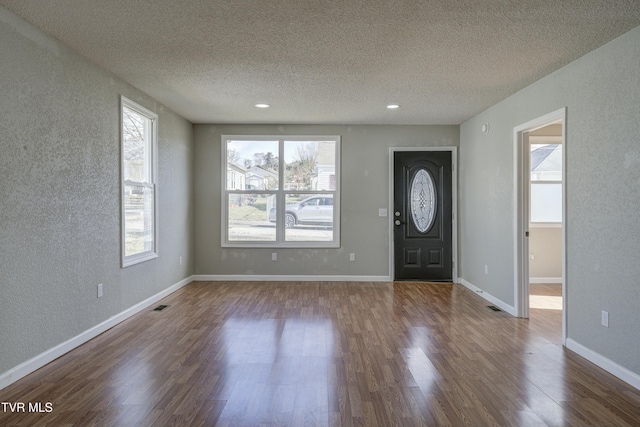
410,169,436,233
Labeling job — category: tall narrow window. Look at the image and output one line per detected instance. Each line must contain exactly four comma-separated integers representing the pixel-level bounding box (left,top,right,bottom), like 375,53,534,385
121,97,158,266
530,143,562,223
222,135,340,248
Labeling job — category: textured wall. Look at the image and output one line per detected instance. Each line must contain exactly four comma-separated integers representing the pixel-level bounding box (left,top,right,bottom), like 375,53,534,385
0,8,193,375
460,25,640,374
193,124,459,277
529,227,562,279
459,109,517,303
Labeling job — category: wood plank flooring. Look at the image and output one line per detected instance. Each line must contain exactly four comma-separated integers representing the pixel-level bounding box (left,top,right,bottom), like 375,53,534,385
1,281,639,426
529,283,563,343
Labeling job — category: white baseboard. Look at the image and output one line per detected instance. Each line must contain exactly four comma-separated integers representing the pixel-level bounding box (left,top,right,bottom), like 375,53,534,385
458,278,517,316
529,277,563,284
566,338,640,390
192,274,391,282
0,276,193,391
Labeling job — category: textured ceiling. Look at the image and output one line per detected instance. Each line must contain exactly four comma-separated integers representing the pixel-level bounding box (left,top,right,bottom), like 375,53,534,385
2,0,640,125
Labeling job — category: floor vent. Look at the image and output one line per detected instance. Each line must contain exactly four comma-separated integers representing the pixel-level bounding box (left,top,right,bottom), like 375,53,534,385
153,305,169,311
487,305,502,312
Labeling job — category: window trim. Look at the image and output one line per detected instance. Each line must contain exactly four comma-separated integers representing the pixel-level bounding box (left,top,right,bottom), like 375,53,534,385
121,96,159,267
221,135,341,248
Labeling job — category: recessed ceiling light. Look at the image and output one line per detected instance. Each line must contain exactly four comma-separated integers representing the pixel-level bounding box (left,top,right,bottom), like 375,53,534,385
255,103,270,108
387,104,400,109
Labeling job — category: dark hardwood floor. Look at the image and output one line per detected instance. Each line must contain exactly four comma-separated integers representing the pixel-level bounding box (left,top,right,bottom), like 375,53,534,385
1,281,639,426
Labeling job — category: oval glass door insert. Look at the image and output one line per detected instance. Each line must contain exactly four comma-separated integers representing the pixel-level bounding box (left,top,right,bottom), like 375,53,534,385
410,168,436,233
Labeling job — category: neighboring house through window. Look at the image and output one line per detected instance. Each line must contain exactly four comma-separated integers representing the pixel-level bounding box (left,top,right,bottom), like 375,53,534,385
530,143,562,223
222,136,340,248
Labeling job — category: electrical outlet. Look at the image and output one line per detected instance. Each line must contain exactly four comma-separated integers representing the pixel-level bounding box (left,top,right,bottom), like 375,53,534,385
97,283,103,298
349,253,356,262
179,256,183,266
272,252,277,261
601,310,609,328
484,265,489,275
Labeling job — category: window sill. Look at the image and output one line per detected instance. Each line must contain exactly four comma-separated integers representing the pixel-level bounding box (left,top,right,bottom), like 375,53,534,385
122,252,159,268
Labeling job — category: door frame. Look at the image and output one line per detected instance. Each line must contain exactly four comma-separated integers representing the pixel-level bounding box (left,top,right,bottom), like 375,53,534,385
513,107,567,344
389,147,458,282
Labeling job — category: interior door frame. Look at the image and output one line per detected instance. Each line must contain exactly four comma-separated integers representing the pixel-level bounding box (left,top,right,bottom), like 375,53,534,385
389,147,458,282
513,107,567,344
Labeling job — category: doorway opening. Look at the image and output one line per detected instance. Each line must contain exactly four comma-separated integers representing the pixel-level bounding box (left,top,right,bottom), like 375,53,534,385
514,108,566,344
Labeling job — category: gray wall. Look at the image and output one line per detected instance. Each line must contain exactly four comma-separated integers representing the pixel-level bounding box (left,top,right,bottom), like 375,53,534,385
460,25,640,374
529,226,562,280
0,8,193,374
194,124,458,277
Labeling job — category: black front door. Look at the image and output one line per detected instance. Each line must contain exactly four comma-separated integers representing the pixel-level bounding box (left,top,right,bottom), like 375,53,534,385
394,151,453,281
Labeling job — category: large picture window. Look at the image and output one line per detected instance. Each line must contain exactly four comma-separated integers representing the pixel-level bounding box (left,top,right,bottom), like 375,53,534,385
121,97,158,266
222,135,340,248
